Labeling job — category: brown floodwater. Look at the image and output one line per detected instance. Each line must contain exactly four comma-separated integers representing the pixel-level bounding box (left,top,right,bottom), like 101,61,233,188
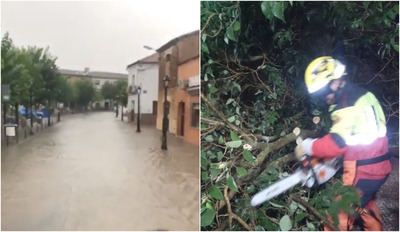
1,112,199,230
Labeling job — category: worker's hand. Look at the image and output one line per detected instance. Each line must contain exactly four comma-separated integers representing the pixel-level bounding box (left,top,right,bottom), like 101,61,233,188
294,144,306,160
294,138,316,160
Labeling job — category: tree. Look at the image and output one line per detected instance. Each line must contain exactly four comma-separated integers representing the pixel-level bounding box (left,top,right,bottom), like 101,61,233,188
100,81,117,101
201,1,398,230
74,79,95,110
114,79,128,107
1,34,30,105
55,76,74,107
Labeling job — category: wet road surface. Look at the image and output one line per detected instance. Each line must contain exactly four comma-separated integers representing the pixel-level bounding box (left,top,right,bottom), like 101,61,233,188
2,112,199,230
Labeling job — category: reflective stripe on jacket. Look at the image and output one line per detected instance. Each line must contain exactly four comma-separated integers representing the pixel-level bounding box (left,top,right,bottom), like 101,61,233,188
310,83,392,185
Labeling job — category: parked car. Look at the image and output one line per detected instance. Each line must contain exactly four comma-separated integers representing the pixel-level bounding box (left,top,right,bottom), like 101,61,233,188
18,106,49,119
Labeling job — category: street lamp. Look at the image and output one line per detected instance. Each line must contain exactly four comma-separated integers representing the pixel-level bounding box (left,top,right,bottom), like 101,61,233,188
115,98,119,118
161,75,170,150
121,97,124,122
136,86,142,133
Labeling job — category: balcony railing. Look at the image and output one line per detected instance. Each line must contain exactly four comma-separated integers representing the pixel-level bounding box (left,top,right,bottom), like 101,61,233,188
187,75,199,95
189,75,200,87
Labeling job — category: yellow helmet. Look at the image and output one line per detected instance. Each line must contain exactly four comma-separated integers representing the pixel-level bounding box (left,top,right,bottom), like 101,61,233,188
304,56,346,94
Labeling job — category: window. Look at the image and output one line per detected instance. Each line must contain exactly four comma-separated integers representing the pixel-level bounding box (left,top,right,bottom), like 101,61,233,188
191,103,199,128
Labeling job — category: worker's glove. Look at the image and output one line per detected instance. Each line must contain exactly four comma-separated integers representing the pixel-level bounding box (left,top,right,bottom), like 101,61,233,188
294,138,316,160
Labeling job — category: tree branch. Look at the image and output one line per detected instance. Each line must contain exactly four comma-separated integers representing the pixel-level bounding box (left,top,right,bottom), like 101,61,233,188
216,129,315,211
224,187,253,231
290,195,339,231
201,93,256,146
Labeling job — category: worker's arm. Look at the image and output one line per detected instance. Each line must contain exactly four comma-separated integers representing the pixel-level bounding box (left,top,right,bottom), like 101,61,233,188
311,133,347,158
303,107,356,158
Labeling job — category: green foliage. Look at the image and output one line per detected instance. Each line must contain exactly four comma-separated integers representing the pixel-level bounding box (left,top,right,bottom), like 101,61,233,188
310,181,360,227
201,1,398,230
74,79,95,108
209,185,224,200
100,81,118,101
1,33,75,111
279,214,292,231
201,207,216,227
114,79,128,106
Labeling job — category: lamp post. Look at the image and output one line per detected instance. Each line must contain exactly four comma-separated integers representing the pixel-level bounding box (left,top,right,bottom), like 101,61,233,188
115,100,118,118
121,99,123,122
161,75,170,150
136,86,142,133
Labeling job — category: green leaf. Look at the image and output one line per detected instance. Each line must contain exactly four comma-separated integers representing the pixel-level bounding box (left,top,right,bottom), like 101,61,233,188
201,207,216,227
261,2,274,21
218,136,224,144
230,131,240,141
294,212,306,223
210,167,221,178
228,115,236,122
208,186,224,200
236,166,247,177
227,175,238,192
271,2,286,22
261,1,286,22
269,201,285,208
255,225,265,231
201,33,207,42
217,151,224,161
224,36,229,44
243,150,256,162
226,98,235,105
226,140,242,148
201,171,209,181
392,43,399,52
233,21,241,31
201,152,208,169
205,135,214,142
279,215,292,231
226,23,238,42
306,221,315,230
289,201,298,214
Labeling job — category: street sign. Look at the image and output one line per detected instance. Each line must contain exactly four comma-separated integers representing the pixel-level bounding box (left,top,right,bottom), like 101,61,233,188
2,85,10,101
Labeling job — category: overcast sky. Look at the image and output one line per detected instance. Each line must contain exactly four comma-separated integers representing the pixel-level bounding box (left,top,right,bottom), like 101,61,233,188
1,0,199,73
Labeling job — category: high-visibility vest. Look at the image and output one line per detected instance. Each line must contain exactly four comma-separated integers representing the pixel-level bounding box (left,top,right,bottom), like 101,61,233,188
329,91,387,146
311,83,392,186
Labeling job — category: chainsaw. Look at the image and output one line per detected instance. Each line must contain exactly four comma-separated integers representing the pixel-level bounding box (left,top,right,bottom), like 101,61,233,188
250,124,342,207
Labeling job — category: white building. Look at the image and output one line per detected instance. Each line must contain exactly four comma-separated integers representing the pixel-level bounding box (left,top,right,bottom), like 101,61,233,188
58,68,128,110
126,53,159,124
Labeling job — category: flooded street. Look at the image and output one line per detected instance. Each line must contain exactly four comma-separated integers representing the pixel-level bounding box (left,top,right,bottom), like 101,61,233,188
2,112,199,230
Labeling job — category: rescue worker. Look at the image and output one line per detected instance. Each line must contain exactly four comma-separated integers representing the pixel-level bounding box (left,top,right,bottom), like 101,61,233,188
295,56,392,231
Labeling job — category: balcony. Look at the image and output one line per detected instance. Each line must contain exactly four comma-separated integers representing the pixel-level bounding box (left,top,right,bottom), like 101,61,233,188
187,75,199,96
